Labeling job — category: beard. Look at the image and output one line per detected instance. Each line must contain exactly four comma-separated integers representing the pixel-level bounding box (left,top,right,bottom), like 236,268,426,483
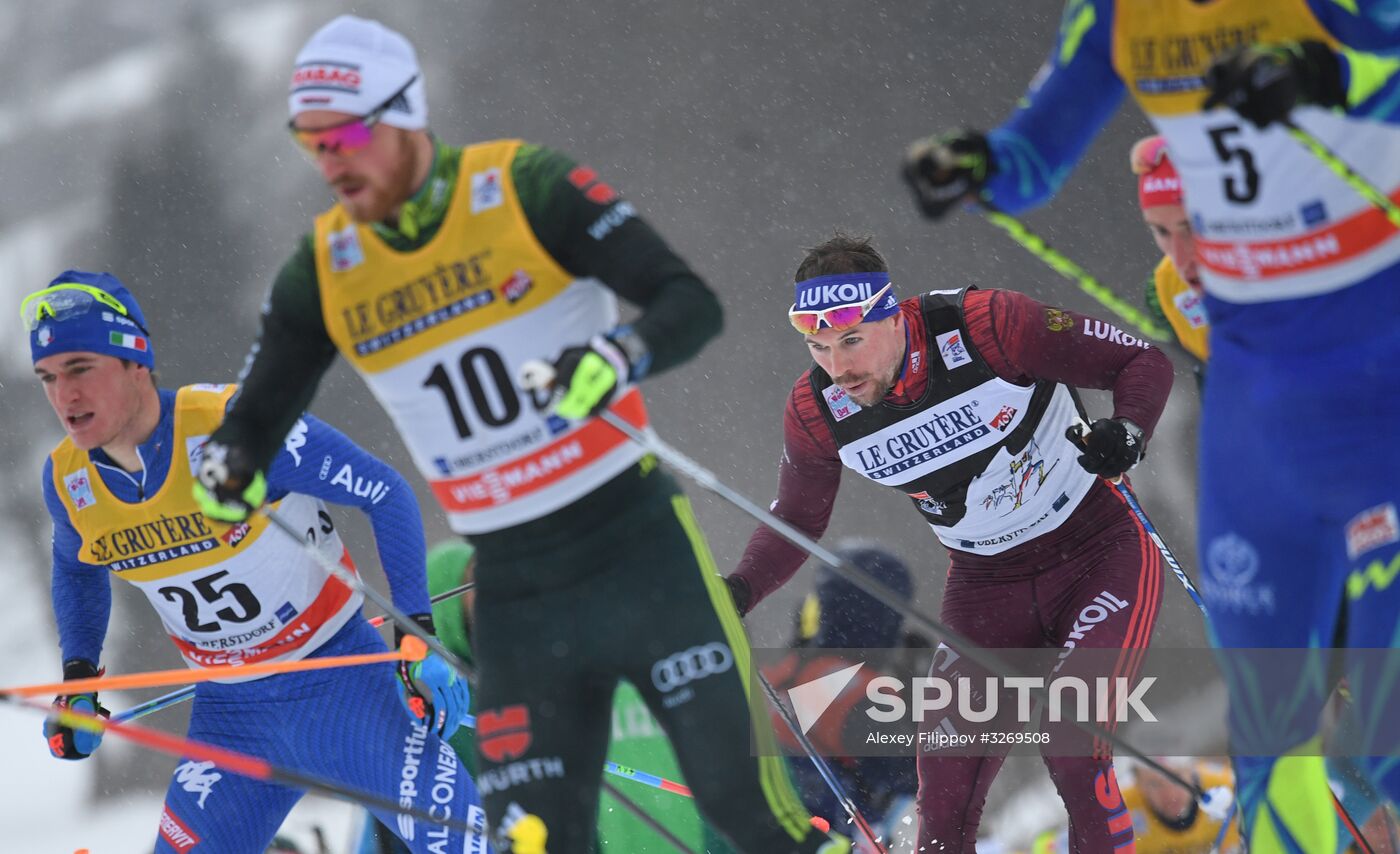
838,366,899,407
336,133,420,224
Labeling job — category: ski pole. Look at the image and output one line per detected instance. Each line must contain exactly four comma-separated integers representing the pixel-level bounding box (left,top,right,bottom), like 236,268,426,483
2,639,426,698
1283,119,1400,229
262,508,475,682
10,694,485,837
976,203,1173,342
759,672,888,853
114,581,476,724
513,361,1216,806
1066,420,1207,619
601,780,698,854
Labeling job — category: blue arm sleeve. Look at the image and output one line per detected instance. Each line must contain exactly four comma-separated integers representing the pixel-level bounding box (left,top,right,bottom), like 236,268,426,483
43,458,110,667
983,0,1127,214
1307,0,1400,122
263,414,432,618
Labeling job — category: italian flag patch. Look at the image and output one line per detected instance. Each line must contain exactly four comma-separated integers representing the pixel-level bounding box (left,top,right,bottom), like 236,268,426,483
109,331,148,352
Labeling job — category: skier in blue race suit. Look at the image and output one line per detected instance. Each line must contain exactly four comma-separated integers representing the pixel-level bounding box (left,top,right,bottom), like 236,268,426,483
901,2,1400,851
28,270,488,853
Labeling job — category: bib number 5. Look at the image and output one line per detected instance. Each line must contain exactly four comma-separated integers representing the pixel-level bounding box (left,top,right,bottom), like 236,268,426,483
1207,124,1260,204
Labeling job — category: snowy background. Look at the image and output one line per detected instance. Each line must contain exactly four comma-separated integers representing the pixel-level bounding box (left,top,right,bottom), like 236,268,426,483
0,1,1213,850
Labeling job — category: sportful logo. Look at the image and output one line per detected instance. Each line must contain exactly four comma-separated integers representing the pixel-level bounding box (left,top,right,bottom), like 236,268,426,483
795,280,879,309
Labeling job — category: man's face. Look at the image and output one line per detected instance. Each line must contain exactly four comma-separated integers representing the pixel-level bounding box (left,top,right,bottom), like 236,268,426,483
1142,204,1201,291
804,314,905,407
293,111,418,223
34,353,150,450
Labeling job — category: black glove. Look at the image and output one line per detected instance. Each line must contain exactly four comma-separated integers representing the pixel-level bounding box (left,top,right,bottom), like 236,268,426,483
193,439,267,524
551,331,644,421
723,574,752,618
43,659,109,761
902,130,994,220
1067,418,1144,479
1204,40,1344,128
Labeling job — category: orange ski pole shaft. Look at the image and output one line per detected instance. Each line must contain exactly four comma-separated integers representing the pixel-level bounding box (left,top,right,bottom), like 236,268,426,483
2,636,427,698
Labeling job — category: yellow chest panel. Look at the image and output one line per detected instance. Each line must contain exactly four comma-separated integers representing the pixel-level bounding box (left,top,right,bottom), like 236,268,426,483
1111,0,1336,117
314,139,575,374
49,384,270,582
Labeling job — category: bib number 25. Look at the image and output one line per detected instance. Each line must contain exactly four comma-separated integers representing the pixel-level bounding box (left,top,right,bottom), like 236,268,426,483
159,569,261,634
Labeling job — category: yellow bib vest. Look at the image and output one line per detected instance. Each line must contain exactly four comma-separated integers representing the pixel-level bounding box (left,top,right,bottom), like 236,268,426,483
314,140,649,533
1111,0,1400,303
49,385,361,679
1152,256,1210,361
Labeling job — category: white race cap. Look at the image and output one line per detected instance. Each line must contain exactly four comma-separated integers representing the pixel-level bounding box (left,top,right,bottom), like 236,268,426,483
289,15,427,129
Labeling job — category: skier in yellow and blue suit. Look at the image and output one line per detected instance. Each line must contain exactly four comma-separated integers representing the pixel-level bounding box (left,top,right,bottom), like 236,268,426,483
902,2,1400,851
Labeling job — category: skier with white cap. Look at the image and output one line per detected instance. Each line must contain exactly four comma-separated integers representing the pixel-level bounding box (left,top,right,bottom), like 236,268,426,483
195,15,842,854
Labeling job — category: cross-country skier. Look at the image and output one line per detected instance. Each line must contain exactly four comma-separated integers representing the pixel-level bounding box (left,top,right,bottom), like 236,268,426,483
724,233,1174,852
190,15,837,853
1130,136,1209,366
26,270,486,852
358,540,740,854
902,4,1400,849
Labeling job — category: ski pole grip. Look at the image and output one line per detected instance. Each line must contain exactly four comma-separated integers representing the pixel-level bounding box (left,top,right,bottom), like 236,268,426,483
518,360,556,392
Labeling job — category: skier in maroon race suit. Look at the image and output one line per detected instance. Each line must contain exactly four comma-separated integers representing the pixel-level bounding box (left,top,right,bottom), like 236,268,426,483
723,234,1176,853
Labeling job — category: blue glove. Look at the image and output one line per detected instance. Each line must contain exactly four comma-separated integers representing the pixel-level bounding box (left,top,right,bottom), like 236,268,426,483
43,660,109,760
396,615,470,739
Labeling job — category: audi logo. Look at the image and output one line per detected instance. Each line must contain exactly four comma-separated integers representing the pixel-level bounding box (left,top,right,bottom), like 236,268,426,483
651,642,734,693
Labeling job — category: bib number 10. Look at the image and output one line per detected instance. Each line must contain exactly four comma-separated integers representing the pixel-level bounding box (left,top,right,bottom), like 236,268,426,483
423,346,550,439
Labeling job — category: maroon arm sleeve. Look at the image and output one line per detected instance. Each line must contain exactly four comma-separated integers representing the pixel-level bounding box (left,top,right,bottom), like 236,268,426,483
729,374,844,611
964,289,1174,439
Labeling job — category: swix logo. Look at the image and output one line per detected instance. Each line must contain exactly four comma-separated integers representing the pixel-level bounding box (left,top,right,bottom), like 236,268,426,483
220,522,252,548
787,661,865,734
990,405,1017,432
291,62,362,93
175,760,221,809
159,806,201,851
479,705,533,763
1054,592,1130,671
